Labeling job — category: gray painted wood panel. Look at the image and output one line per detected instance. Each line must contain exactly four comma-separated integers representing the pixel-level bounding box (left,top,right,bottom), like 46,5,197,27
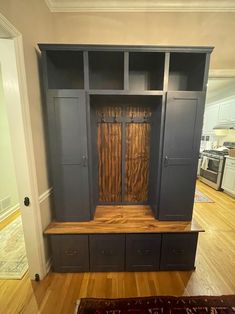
158,91,205,220
160,233,198,270
47,90,90,221
51,235,89,272
126,234,161,271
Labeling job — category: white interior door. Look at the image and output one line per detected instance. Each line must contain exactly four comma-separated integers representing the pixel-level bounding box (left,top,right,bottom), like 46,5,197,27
0,38,46,279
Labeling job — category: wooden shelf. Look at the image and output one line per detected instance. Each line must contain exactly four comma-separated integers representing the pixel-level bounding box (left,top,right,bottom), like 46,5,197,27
44,205,204,234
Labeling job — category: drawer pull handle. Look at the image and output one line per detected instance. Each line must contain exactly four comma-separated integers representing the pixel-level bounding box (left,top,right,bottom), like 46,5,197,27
101,249,113,256
64,249,79,256
172,249,184,255
137,249,151,256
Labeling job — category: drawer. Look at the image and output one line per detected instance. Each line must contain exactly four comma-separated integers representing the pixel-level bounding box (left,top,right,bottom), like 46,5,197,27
50,235,89,272
126,234,161,271
90,234,125,271
226,158,235,168
160,233,198,270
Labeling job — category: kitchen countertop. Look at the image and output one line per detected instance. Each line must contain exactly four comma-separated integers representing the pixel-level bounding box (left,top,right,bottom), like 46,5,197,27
225,156,235,160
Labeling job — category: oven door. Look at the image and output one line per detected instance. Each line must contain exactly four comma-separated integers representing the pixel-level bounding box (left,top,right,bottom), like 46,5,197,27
207,158,221,173
200,168,218,183
199,156,221,184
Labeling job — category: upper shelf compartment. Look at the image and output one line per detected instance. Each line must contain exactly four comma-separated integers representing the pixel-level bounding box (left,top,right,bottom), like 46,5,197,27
129,52,165,91
168,53,206,91
46,51,84,89
89,51,124,90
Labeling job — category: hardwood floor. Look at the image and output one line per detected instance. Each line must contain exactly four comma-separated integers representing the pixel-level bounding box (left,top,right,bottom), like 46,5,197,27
0,181,235,314
0,209,20,231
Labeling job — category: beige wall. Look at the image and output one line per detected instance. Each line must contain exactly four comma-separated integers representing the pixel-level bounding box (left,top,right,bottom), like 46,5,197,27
52,12,235,69
0,0,55,195
0,66,19,218
0,5,235,195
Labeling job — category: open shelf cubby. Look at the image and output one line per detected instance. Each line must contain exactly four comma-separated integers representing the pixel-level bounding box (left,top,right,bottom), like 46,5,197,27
129,52,165,91
89,51,124,90
46,51,84,89
168,53,206,91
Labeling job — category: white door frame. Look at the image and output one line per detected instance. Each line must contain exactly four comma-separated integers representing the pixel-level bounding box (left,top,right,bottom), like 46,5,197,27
0,13,47,280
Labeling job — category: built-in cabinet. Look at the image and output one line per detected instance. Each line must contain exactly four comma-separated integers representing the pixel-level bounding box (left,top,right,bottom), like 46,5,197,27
222,157,235,197
50,232,198,272
39,44,212,272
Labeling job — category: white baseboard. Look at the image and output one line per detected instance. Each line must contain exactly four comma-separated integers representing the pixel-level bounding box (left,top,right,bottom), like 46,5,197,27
0,203,20,222
39,187,53,204
46,256,52,273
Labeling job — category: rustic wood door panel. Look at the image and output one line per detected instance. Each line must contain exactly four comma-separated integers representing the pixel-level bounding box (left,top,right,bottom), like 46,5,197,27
125,123,150,202
98,123,122,202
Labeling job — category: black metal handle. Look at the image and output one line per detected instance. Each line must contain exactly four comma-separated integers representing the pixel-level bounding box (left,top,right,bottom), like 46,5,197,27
64,249,79,256
164,156,168,167
172,249,184,255
137,249,151,256
101,249,113,256
82,155,87,167
24,197,30,206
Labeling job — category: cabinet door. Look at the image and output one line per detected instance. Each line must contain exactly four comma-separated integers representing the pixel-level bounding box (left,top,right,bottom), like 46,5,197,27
126,234,161,271
158,92,205,220
47,90,90,221
50,235,89,272
160,233,198,270
202,104,219,134
89,234,125,271
218,102,232,124
222,161,235,196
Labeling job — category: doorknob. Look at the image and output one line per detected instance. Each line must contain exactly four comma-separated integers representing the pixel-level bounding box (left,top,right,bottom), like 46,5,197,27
24,197,30,206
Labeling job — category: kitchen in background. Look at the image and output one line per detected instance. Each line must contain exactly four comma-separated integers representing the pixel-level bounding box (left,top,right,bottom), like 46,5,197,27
198,78,235,196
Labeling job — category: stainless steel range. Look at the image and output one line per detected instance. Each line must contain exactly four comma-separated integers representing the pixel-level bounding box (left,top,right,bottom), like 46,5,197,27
198,142,235,190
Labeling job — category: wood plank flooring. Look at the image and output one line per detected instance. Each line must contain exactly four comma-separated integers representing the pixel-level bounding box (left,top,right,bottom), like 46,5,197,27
0,181,235,314
0,209,20,231
45,205,203,234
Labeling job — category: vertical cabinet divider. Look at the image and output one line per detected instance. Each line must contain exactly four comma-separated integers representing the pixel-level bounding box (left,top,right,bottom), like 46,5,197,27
124,51,129,91
84,51,89,90
163,52,170,92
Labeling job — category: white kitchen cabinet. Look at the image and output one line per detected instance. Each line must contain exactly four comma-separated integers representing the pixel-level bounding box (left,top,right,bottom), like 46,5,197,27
218,101,235,124
222,157,235,197
203,104,219,134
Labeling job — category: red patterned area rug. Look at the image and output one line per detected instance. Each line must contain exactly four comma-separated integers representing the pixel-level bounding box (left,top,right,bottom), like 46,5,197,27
75,295,235,314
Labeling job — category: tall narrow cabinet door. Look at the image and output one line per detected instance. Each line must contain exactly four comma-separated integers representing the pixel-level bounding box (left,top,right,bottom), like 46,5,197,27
47,90,90,221
158,91,205,220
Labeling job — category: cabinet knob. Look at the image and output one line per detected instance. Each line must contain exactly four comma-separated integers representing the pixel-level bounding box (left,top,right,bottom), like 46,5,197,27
82,155,87,167
164,156,169,167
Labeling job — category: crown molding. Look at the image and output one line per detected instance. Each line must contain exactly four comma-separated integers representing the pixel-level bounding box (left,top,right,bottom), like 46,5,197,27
45,0,235,13
209,69,235,78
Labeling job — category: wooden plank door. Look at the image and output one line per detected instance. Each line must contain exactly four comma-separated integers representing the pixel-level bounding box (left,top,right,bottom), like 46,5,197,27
47,90,90,221
158,91,205,220
125,123,150,202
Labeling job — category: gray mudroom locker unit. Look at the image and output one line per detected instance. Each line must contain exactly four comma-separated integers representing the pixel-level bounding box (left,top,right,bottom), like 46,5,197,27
39,44,213,272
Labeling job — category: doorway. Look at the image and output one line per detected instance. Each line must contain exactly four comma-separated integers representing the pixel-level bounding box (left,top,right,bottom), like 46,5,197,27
0,64,28,279
0,14,47,280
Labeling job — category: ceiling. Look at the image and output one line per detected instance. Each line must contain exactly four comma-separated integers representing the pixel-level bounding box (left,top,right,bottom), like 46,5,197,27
45,0,235,12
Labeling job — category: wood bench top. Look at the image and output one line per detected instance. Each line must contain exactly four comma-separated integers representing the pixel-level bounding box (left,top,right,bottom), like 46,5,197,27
44,205,204,235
